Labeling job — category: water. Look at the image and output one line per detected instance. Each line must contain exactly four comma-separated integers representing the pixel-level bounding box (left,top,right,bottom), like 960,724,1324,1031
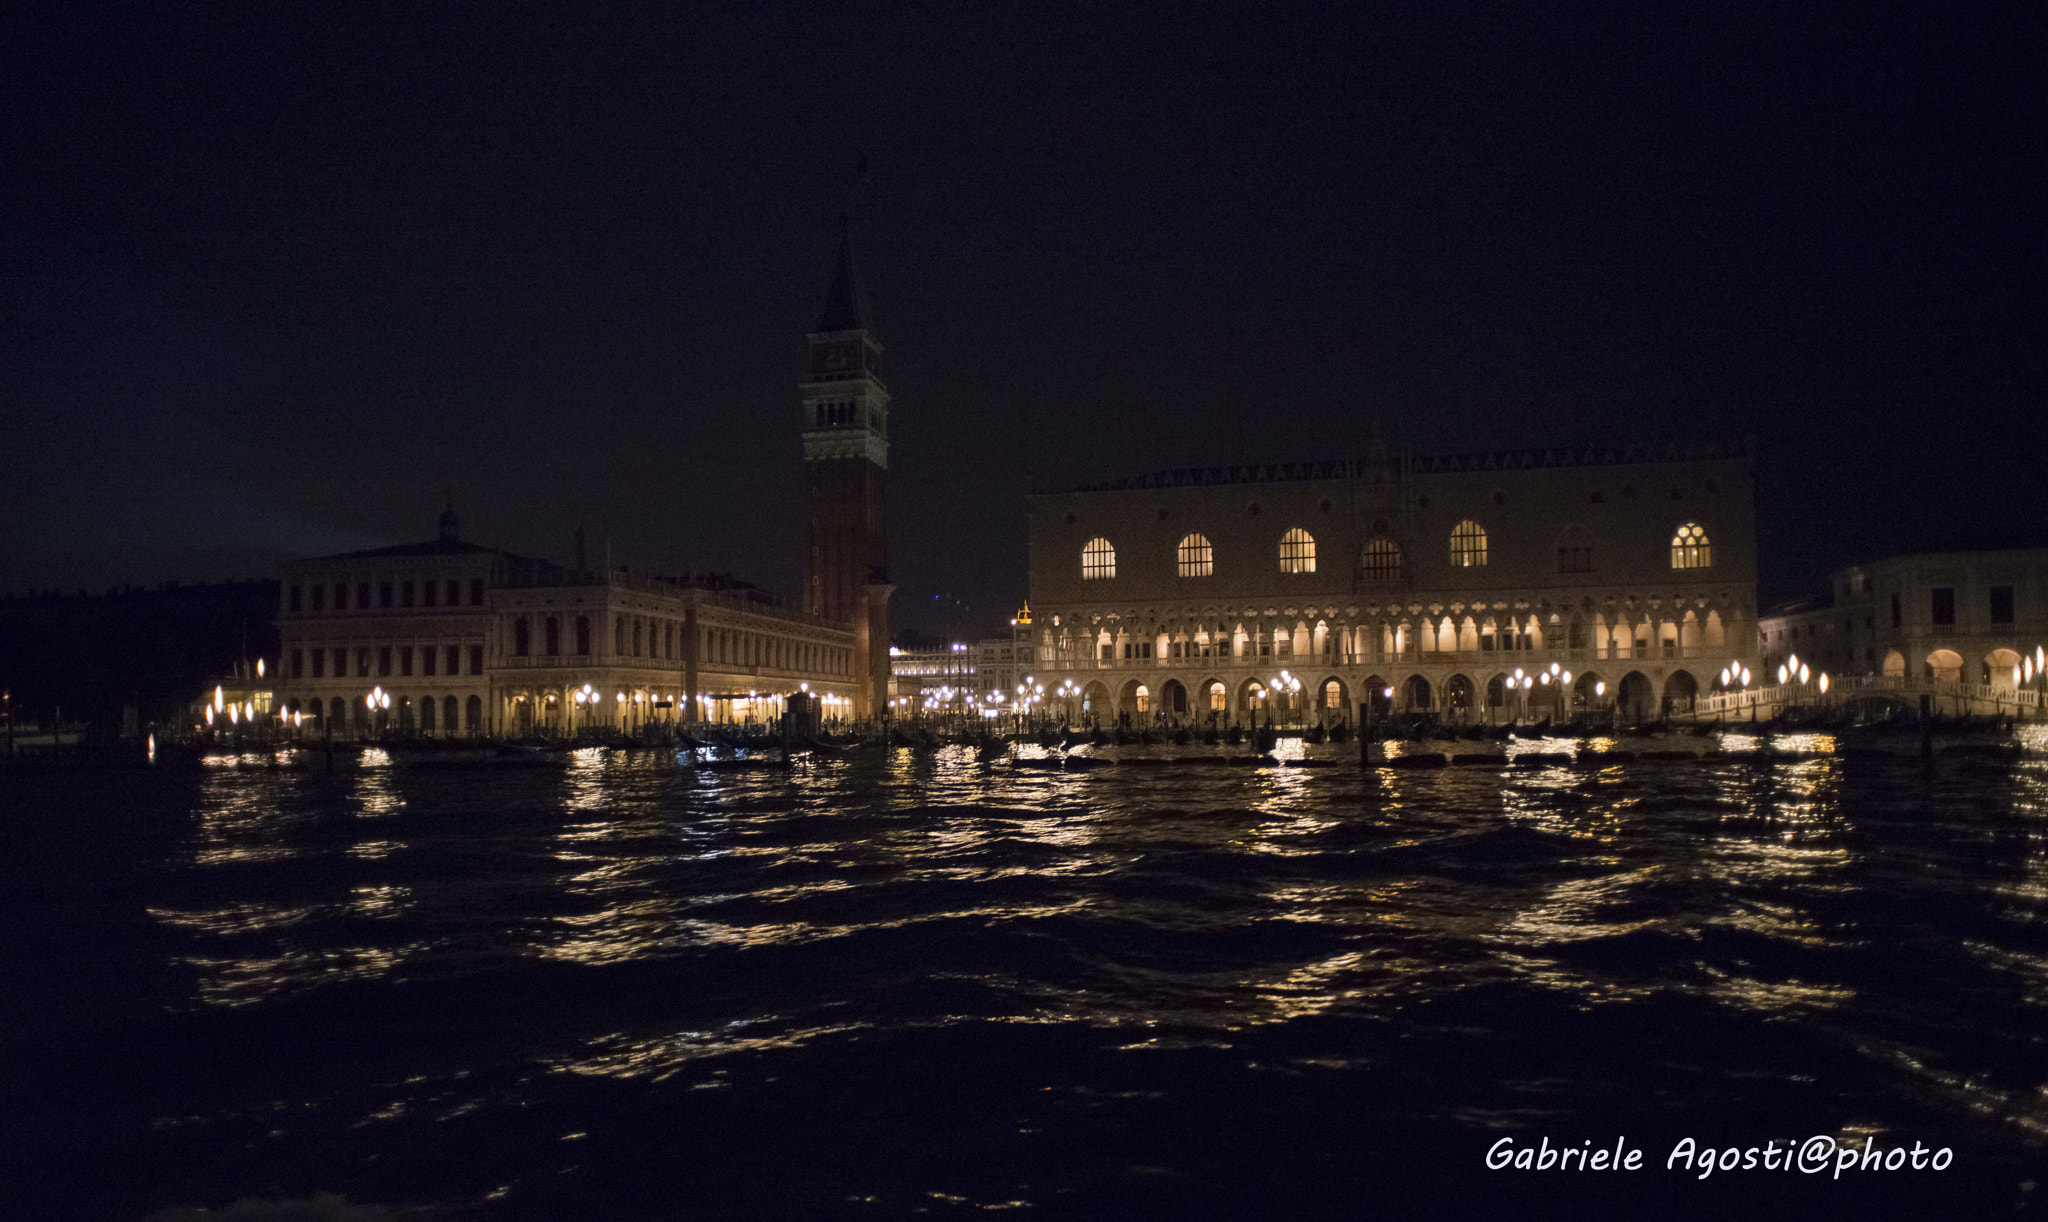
3,734,2045,1220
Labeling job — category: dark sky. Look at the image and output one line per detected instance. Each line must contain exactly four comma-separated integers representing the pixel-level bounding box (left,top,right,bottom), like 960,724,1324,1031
5,2,2044,636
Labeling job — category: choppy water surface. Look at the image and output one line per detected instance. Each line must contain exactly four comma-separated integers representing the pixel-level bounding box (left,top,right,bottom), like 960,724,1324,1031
4,733,2047,1221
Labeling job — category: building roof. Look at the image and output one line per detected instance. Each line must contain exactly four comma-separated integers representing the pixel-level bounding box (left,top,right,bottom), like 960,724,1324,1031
1761,594,1834,621
1033,439,1751,496
813,222,875,334
308,539,500,561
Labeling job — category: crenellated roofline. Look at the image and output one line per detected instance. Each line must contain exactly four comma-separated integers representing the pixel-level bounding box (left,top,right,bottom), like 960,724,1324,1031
1030,439,1753,497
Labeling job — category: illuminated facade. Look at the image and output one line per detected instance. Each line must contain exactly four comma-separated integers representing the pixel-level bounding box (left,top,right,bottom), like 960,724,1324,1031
1759,546,2048,689
1027,441,1759,723
271,511,857,736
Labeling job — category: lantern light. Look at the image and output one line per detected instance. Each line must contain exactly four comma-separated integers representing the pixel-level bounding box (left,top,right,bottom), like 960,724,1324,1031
1595,681,1606,697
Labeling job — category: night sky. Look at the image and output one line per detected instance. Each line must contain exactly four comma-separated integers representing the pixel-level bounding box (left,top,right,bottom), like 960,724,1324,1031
6,3,2044,637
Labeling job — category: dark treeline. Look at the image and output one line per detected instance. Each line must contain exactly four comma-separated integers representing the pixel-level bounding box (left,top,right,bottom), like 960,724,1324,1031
0,580,278,732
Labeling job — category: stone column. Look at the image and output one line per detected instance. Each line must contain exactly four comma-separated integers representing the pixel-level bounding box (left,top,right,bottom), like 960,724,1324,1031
863,582,896,720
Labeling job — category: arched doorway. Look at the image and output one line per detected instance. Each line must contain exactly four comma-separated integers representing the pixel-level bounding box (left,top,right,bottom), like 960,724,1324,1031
1985,648,2023,688
1572,671,1602,711
1617,672,1653,723
1081,681,1111,723
1401,674,1432,712
1161,679,1188,719
1882,650,1906,678
1364,675,1392,716
1240,678,1269,717
1925,649,1963,682
1662,670,1699,716
1118,679,1146,724
1317,676,1348,721
1204,679,1228,721
465,695,483,734
1444,674,1474,719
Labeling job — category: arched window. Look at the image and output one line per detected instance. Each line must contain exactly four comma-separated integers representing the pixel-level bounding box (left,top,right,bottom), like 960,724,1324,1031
615,618,626,654
443,694,458,734
1363,537,1402,579
575,615,591,655
1177,533,1213,577
513,617,530,656
1081,537,1116,580
1671,523,1711,569
544,616,560,656
1279,528,1316,573
465,694,483,732
1450,520,1488,567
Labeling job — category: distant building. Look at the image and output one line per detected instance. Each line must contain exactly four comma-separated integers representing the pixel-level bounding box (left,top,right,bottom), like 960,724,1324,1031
272,509,858,736
890,642,975,715
1758,545,2048,688
889,608,1038,719
1027,439,1760,723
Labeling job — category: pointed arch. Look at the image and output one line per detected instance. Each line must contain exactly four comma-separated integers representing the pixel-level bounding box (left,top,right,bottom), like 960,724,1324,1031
1671,522,1711,569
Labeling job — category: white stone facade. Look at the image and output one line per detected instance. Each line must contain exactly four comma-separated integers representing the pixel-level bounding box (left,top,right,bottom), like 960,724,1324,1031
1027,443,1759,723
1759,547,2048,689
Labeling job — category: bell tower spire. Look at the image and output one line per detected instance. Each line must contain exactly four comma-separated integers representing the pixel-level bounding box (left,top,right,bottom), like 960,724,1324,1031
801,220,893,718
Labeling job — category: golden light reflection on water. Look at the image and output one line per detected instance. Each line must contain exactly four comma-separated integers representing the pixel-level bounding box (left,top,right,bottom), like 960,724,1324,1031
183,945,406,1008
354,765,404,819
546,1020,875,1083
143,732,2048,1081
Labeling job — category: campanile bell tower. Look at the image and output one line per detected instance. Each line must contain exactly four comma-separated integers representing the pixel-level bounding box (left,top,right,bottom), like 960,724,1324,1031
801,222,893,718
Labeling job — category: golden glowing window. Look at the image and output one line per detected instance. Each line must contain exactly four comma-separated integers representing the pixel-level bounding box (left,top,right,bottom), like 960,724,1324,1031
1363,537,1401,579
1450,520,1488,567
1177,533,1213,577
1081,537,1116,580
1279,527,1316,573
1208,682,1226,711
1671,523,1711,569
